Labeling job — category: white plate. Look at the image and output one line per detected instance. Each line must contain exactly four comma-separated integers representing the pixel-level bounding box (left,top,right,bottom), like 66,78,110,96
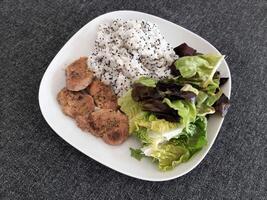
39,10,231,181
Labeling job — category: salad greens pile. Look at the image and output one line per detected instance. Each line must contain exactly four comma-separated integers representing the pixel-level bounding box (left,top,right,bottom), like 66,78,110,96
118,43,230,171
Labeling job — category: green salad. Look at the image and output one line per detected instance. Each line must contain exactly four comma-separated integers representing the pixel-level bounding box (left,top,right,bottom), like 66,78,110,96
118,43,230,171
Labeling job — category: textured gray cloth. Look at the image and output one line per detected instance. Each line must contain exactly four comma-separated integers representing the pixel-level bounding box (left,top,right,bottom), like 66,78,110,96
0,0,266,199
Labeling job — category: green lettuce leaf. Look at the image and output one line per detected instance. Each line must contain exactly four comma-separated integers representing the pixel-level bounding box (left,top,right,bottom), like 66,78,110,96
179,122,197,137
133,127,152,146
175,76,203,88
174,54,224,88
205,72,220,93
118,89,142,119
147,116,207,171
133,116,208,171
196,90,223,116
119,90,179,133
132,112,180,133
175,56,210,78
134,76,157,87
130,148,145,160
150,143,190,171
163,98,196,131
180,84,199,95
196,91,214,116
118,90,144,133
180,116,207,154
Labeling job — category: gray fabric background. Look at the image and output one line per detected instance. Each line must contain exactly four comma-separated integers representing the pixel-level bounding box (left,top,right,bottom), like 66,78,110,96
0,0,266,199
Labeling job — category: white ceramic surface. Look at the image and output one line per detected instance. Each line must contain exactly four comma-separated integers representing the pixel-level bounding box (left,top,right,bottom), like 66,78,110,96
39,10,231,181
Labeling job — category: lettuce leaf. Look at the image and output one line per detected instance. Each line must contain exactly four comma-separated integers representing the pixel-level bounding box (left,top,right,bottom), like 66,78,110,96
196,90,223,116
133,127,152,146
142,116,207,171
150,143,190,171
119,90,179,133
133,112,180,133
134,76,157,87
118,89,142,119
180,84,199,95
180,116,207,154
149,115,179,133
130,116,207,171
205,72,220,93
118,90,145,132
174,54,224,88
175,56,209,78
130,148,145,160
163,98,196,131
